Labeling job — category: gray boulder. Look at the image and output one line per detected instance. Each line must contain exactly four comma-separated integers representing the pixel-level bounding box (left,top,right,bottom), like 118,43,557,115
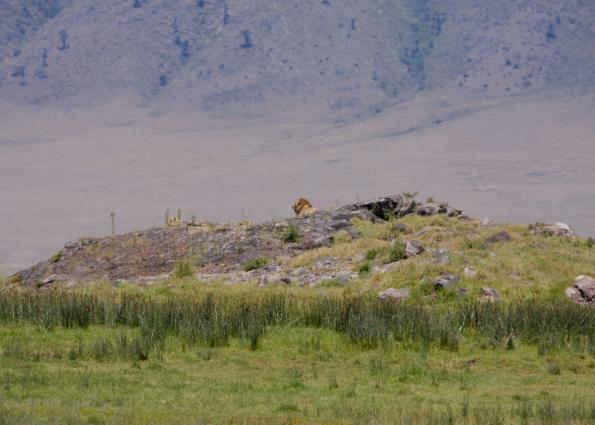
566,275,595,305
405,240,424,257
434,273,460,289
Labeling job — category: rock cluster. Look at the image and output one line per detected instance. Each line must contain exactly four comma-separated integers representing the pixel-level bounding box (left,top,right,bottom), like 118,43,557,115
354,195,462,220
529,222,576,238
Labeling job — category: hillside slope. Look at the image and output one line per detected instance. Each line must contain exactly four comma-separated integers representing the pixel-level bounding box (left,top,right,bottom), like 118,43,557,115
1,0,594,117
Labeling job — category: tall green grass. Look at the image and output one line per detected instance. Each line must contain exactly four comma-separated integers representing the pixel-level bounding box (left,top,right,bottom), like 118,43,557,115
0,289,593,355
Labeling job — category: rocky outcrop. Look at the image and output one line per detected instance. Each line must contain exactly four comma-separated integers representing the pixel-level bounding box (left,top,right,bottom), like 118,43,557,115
353,195,462,221
565,276,595,306
530,222,576,238
11,194,462,288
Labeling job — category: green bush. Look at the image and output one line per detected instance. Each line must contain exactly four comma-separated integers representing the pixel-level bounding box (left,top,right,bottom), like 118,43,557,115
243,258,267,271
358,261,372,277
365,249,378,261
49,251,63,264
281,226,299,243
387,241,406,263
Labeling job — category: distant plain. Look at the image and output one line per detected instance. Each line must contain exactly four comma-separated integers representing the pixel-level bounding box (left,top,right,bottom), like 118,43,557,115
1,91,594,272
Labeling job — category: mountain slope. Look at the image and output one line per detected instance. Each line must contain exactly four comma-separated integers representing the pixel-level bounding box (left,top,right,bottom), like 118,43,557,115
1,0,594,117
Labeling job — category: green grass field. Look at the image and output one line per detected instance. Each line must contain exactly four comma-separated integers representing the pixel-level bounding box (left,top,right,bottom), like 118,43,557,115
1,214,594,424
0,322,593,425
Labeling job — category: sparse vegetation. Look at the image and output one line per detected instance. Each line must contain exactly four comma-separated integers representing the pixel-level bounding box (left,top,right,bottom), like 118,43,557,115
173,260,194,279
365,248,377,261
357,260,371,276
243,257,267,271
49,250,63,264
281,226,299,243
387,239,406,262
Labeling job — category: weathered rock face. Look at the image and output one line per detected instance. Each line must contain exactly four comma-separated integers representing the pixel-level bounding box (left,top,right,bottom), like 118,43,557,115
11,194,463,288
566,276,595,306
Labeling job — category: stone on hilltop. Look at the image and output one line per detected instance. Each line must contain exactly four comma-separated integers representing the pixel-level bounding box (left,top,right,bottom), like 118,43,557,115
530,222,576,238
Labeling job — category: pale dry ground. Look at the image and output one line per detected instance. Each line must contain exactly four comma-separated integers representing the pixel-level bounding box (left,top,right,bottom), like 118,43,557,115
1,92,594,273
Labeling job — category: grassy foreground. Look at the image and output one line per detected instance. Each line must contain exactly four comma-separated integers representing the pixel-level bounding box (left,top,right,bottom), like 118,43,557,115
0,286,594,425
1,213,595,424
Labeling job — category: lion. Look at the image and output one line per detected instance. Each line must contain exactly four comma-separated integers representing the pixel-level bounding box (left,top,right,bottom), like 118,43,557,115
292,197,318,218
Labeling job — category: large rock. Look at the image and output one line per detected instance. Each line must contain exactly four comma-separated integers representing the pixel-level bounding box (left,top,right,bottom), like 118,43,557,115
434,273,460,289
485,231,512,244
353,195,407,220
566,275,595,305
405,240,424,257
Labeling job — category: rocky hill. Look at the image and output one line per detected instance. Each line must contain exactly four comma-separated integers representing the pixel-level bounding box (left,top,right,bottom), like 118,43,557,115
11,194,459,287
1,0,594,117
7,193,595,306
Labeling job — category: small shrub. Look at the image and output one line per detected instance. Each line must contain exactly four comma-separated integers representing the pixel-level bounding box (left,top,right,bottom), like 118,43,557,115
173,260,195,279
587,237,594,248
282,226,299,243
49,251,63,263
387,240,406,263
243,258,267,271
333,231,352,244
365,249,378,261
358,261,371,277
463,238,487,250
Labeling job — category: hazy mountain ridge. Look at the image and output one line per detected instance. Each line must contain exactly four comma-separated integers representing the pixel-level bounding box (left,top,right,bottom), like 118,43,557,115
1,0,594,117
